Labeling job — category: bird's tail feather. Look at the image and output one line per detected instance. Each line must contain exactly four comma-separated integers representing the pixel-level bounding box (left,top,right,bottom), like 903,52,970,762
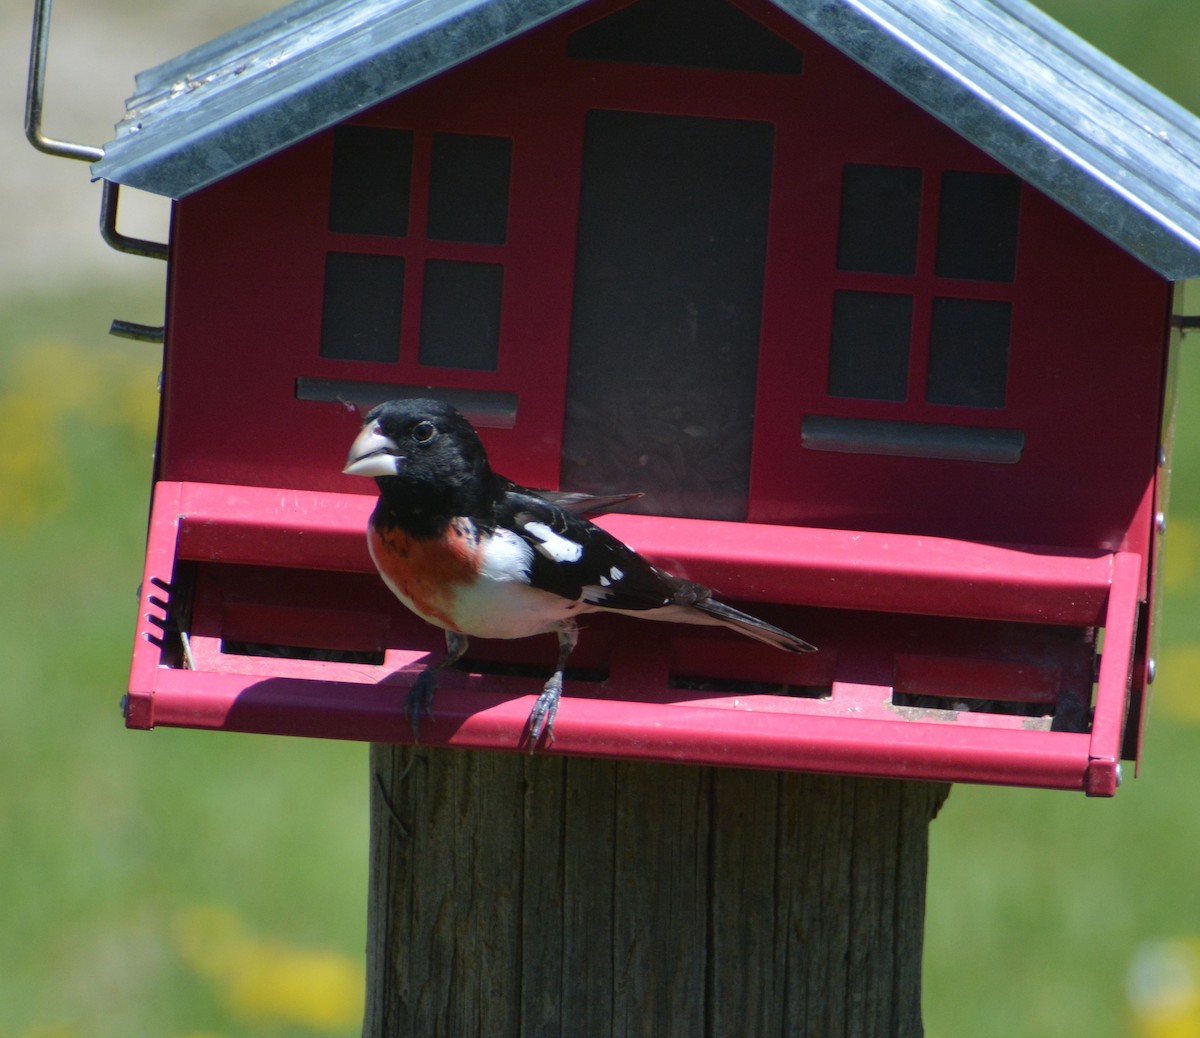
693,598,816,654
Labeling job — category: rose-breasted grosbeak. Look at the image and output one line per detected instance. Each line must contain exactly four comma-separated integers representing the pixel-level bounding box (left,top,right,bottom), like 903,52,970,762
344,398,815,744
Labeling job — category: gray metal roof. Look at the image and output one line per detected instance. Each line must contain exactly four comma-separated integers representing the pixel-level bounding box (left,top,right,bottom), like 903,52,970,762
93,0,590,199
92,0,1200,278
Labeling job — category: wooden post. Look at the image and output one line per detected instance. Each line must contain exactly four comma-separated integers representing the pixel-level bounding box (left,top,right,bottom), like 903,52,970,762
363,744,949,1038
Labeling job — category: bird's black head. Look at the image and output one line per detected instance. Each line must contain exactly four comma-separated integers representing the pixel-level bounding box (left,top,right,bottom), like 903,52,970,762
343,398,496,528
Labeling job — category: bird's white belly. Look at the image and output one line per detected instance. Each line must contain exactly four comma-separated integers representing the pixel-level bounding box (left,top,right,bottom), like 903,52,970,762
450,576,585,640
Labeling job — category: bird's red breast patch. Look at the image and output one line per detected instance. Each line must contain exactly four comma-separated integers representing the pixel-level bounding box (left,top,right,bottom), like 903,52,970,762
368,518,482,631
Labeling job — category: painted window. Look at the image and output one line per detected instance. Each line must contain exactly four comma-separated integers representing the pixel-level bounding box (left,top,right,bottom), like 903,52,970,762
320,252,406,364
829,165,1020,410
567,0,803,73
328,126,412,236
320,126,512,371
836,164,922,276
828,290,913,402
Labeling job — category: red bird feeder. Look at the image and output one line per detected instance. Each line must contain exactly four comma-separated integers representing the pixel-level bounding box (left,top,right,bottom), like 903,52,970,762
80,0,1200,794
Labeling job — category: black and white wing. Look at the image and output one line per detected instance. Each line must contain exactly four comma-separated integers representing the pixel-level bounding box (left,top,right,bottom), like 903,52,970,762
497,488,684,611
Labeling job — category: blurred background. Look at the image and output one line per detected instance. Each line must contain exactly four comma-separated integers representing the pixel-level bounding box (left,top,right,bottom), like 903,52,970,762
1,1,1198,1035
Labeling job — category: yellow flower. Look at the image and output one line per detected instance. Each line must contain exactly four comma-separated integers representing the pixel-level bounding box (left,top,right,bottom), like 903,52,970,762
1129,938,1200,1038
172,904,363,1031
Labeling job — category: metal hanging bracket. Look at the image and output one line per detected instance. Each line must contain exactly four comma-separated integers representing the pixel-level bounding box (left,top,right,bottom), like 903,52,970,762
24,0,102,163
27,0,169,342
100,180,169,262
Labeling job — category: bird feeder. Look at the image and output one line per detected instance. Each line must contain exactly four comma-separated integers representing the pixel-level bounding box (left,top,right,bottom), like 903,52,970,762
77,0,1200,793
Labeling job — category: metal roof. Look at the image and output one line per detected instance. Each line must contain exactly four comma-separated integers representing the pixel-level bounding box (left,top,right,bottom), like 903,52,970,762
92,0,590,199
92,0,1200,278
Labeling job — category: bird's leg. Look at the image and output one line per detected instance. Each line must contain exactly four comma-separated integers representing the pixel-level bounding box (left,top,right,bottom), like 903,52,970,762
527,621,578,748
403,630,469,743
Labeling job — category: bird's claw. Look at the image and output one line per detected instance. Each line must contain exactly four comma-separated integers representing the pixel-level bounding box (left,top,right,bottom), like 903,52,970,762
403,669,437,743
527,676,563,750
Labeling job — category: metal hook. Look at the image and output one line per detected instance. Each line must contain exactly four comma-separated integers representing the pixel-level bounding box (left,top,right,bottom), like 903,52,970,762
27,0,170,339
24,0,103,162
103,180,170,336
109,318,165,343
102,180,170,335
26,0,169,260
101,180,169,261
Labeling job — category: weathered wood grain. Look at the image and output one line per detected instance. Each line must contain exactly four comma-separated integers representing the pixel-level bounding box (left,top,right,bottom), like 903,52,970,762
364,745,948,1037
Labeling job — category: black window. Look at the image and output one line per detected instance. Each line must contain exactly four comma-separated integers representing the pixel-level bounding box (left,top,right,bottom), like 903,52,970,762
419,261,504,370
837,165,922,275
568,0,803,74
828,291,913,401
824,164,1020,412
427,133,512,245
322,127,512,371
320,253,405,362
927,298,1012,408
328,126,412,237
936,172,1021,282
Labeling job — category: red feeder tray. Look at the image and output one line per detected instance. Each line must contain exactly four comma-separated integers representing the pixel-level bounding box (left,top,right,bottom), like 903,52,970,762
127,480,1139,795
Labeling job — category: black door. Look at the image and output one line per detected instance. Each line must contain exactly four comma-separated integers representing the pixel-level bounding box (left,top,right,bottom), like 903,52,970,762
562,109,774,521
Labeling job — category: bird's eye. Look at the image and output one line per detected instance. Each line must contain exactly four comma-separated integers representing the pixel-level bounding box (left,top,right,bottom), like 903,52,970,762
411,421,438,444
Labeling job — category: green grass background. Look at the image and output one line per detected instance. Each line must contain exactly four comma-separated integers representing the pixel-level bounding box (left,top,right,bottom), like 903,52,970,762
3,2,1200,1036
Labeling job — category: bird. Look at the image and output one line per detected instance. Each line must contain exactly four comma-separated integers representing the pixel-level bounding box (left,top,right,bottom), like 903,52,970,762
343,397,816,745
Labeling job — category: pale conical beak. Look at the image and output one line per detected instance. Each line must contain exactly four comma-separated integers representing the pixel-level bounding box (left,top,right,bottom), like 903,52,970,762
343,421,404,478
